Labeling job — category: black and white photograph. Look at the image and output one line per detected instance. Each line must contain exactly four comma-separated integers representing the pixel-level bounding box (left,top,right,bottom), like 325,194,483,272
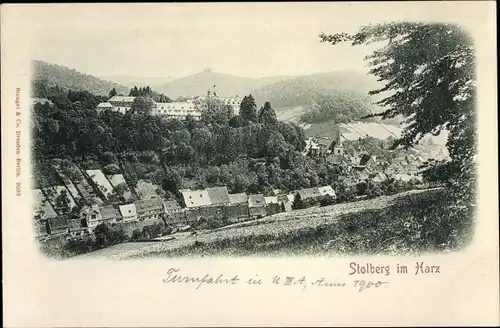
2,2,498,327
27,5,478,260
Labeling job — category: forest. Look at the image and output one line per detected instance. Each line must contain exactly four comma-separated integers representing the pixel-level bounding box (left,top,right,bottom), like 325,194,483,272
32,84,346,198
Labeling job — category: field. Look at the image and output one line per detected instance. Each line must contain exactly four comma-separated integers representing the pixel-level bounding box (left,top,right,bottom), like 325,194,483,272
73,187,470,260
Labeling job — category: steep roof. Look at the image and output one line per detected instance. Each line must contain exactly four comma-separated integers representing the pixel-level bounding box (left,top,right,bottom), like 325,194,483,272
86,170,114,198
206,186,231,205
297,188,322,200
119,203,137,218
317,185,336,197
248,194,266,207
97,102,113,108
99,205,121,221
68,219,83,231
264,196,279,204
164,200,182,211
229,193,248,204
136,198,163,213
108,96,135,103
181,189,212,208
48,216,69,230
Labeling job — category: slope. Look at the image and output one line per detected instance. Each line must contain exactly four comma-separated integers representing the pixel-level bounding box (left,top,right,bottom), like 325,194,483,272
32,60,128,96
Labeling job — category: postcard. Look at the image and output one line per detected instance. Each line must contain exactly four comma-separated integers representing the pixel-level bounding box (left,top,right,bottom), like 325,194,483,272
2,2,498,327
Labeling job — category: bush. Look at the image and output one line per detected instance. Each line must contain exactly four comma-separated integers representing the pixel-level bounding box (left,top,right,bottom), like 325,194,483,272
103,163,121,175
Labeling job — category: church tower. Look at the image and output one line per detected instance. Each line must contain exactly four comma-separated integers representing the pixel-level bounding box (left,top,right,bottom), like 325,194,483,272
333,129,344,155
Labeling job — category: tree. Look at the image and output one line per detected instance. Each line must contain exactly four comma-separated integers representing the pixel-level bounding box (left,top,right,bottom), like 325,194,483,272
320,22,475,208
54,189,71,214
131,96,155,115
239,95,258,122
258,102,277,125
162,167,182,194
108,88,117,98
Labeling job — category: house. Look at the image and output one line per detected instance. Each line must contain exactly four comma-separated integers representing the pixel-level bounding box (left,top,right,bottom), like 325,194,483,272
278,194,293,212
153,102,202,120
164,200,182,213
96,102,114,112
315,136,335,156
180,189,212,208
164,201,186,226
86,169,114,200
264,196,282,215
107,96,135,114
317,185,336,198
81,204,102,231
68,219,90,239
184,208,201,224
118,203,137,223
136,198,164,221
296,188,322,202
303,137,321,156
107,174,134,201
99,205,122,224
47,216,69,236
225,193,250,222
35,220,49,239
248,194,267,218
206,186,231,206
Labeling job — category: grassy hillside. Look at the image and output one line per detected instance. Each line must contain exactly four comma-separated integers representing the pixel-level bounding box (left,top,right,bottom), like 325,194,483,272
32,60,128,96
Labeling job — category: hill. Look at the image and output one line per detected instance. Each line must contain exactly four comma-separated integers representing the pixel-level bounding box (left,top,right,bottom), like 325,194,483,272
155,70,293,99
252,70,383,109
32,60,128,96
100,75,177,88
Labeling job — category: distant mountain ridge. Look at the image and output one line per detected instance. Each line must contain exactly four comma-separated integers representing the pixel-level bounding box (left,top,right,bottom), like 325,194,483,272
251,70,384,108
32,60,128,96
155,71,294,99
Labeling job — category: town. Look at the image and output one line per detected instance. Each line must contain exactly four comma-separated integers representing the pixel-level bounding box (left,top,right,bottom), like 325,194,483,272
31,89,448,255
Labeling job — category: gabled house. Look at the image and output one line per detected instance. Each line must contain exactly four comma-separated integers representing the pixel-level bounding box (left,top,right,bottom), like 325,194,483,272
180,189,212,208
107,174,134,201
206,186,231,206
118,203,137,223
248,194,267,218
81,204,102,231
68,219,90,239
264,196,282,215
86,169,114,200
35,220,49,239
225,193,250,222
296,188,322,202
96,102,114,112
99,205,122,225
47,216,69,236
136,198,163,221
317,185,336,199
163,201,186,226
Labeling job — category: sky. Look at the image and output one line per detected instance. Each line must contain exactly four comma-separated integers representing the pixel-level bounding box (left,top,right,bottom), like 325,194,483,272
10,2,490,79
